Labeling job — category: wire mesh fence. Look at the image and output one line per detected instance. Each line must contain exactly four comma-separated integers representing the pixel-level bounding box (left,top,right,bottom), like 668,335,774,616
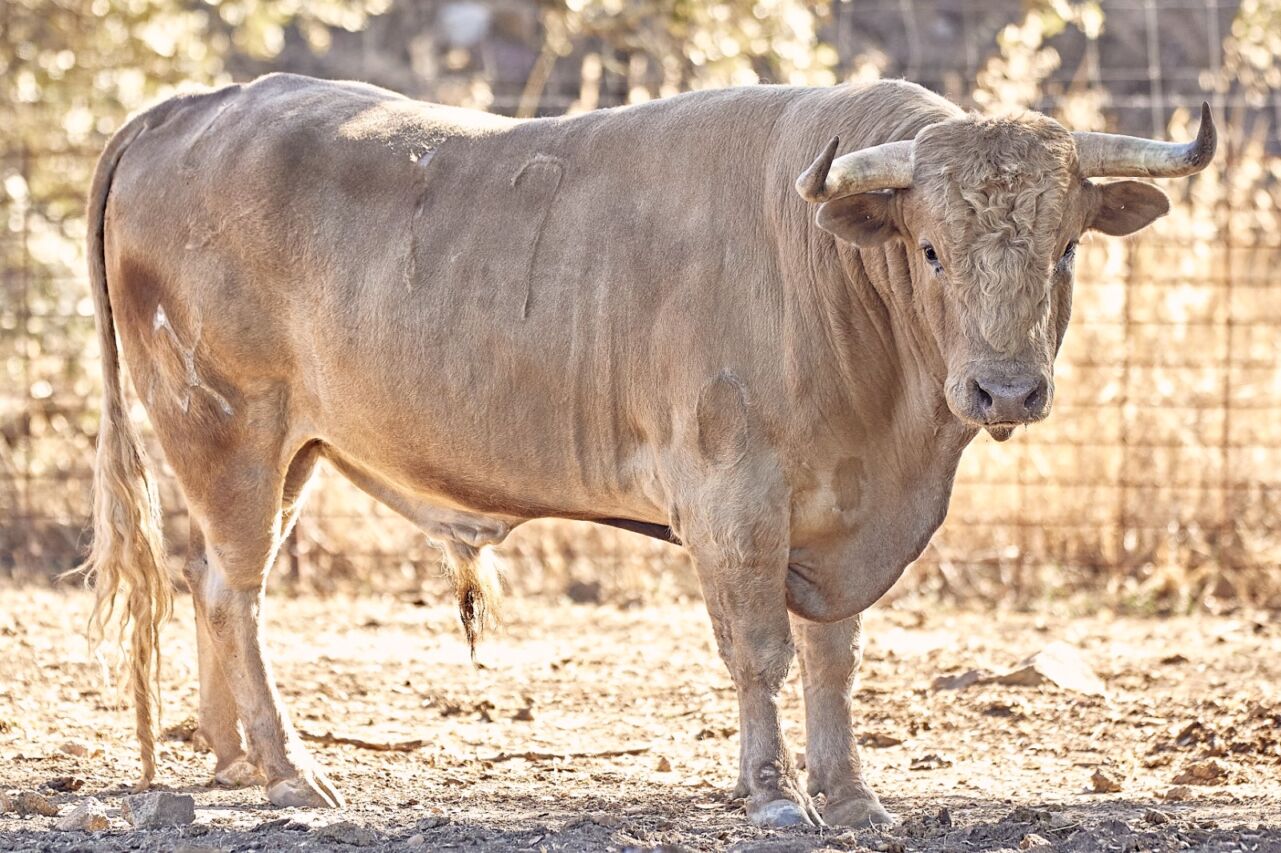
1,1,1279,606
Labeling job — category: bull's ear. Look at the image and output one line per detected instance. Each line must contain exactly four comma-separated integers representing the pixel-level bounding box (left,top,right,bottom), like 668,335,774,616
1088,180,1170,236
815,192,899,247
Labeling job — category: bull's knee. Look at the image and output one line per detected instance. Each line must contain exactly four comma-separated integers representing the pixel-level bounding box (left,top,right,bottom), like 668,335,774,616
734,633,795,690
198,566,250,636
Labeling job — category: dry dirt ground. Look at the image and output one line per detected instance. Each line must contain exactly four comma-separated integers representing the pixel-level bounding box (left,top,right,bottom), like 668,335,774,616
0,585,1278,852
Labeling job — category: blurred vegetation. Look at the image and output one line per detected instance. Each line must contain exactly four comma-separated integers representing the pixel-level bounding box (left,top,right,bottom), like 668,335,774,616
2,0,390,148
514,0,838,115
2,0,1280,612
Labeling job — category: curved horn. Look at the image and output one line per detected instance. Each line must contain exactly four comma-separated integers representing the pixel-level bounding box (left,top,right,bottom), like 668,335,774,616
795,136,914,203
1074,102,1217,179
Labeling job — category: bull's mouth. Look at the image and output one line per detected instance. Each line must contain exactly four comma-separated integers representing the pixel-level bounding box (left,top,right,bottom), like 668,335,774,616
985,423,1017,442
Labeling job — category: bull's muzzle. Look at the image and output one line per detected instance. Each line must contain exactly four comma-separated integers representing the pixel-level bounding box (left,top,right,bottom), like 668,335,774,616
960,374,1050,426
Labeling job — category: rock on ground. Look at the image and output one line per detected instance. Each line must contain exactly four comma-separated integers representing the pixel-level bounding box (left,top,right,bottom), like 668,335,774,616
1089,769,1123,793
122,791,196,828
995,642,1107,696
54,797,110,831
14,791,58,817
317,819,380,846
1172,758,1230,786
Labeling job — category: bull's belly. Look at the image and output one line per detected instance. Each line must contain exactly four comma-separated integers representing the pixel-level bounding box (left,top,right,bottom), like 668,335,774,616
304,376,666,527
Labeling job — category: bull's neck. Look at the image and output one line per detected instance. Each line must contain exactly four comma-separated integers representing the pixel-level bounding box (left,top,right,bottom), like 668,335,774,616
782,237,974,467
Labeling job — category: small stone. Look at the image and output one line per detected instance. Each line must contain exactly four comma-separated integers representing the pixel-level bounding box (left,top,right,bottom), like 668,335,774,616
405,834,426,847
55,797,110,832
860,732,905,748
655,756,672,772
417,814,449,830
1090,769,1123,793
162,716,200,743
512,705,535,722
1020,833,1053,849
0,791,11,813
122,791,196,827
172,845,226,853
254,817,311,832
1162,785,1194,801
1143,809,1172,825
16,791,59,816
46,776,85,792
931,668,989,691
1097,817,1132,835
565,579,603,604
589,811,624,829
317,820,379,846
995,642,1107,696
909,753,952,771
1172,759,1229,786
57,740,90,757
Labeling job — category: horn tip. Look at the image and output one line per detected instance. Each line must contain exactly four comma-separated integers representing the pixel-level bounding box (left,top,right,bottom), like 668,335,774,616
1192,101,1217,167
795,136,841,202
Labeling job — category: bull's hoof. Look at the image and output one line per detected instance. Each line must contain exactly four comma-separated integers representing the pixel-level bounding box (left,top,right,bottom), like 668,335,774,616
267,770,344,809
214,757,266,788
749,798,817,828
823,795,894,828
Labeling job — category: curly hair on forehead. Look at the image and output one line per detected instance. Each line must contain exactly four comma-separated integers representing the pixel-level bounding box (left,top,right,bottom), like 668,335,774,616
913,114,1077,353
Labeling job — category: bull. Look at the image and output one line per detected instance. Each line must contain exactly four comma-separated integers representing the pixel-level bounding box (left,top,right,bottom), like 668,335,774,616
82,73,1214,826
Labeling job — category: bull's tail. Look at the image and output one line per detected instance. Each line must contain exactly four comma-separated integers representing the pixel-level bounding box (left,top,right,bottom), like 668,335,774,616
441,541,504,660
76,118,172,789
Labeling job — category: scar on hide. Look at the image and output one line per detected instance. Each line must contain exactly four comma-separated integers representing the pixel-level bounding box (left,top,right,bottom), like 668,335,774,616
511,154,565,319
696,371,749,468
833,455,864,513
152,304,234,416
404,149,445,292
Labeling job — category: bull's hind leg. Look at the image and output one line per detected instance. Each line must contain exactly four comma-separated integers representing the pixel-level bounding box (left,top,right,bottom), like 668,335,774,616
793,615,892,827
184,524,264,788
183,444,319,790
182,435,338,808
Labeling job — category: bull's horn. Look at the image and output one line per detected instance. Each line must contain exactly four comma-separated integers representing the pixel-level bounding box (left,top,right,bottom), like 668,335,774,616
795,136,914,203
1073,101,1217,179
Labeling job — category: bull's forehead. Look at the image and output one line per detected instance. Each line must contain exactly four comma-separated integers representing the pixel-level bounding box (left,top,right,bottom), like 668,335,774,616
913,115,1076,352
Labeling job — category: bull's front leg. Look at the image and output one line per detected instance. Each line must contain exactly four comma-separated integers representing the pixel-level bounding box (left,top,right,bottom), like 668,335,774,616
793,614,893,827
686,516,819,828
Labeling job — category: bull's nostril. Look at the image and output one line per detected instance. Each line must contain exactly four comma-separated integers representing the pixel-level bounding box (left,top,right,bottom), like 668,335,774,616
1024,381,1047,413
971,380,993,411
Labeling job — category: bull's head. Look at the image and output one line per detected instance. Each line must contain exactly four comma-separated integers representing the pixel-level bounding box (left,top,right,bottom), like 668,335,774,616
796,105,1216,440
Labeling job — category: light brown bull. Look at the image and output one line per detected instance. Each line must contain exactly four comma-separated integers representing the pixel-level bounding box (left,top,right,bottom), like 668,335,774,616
82,74,1214,826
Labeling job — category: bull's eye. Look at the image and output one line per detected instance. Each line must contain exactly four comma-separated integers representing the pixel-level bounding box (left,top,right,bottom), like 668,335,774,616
921,242,943,273
1060,240,1077,264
